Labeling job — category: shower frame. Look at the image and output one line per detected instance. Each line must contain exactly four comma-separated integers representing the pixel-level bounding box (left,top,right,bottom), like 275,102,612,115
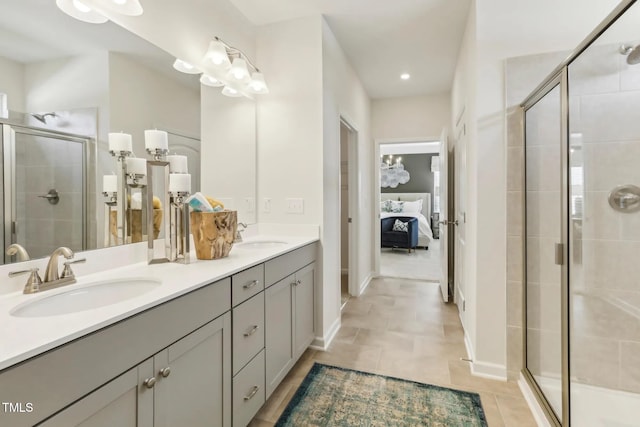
519,0,638,425
0,121,92,263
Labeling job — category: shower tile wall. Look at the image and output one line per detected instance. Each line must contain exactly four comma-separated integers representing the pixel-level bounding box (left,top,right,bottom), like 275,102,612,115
505,51,569,380
569,42,640,393
16,133,83,259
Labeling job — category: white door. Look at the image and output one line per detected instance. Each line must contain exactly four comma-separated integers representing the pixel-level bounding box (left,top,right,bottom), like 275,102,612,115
438,128,449,302
454,118,467,323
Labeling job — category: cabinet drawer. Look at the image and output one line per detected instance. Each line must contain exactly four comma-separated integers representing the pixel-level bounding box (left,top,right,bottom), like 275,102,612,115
232,264,264,307
232,350,265,427
232,292,265,375
265,243,316,288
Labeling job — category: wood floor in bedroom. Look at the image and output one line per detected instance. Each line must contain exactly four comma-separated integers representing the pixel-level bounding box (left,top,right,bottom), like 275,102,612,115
249,277,537,427
380,240,442,282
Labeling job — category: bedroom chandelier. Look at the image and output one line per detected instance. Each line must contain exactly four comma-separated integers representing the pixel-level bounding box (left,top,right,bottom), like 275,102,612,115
173,37,269,99
381,155,410,188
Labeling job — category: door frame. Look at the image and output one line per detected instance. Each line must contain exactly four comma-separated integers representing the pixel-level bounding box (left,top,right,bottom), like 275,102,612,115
372,136,440,277
339,116,359,298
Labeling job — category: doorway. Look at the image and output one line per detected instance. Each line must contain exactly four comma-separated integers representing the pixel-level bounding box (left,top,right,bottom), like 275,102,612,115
339,118,357,307
374,139,443,283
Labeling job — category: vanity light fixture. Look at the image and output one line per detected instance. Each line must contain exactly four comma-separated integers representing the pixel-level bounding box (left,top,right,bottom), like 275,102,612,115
56,0,143,24
400,73,411,80
173,59,200,74
172,36,269,98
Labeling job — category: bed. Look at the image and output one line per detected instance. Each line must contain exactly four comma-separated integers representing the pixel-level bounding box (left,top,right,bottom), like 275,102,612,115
381,192,434,248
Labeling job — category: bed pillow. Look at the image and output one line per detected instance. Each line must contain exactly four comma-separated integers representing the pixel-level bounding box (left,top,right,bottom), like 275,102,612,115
390,200,404,213
381,199,393,212
392,219,408,232
402,199,423,214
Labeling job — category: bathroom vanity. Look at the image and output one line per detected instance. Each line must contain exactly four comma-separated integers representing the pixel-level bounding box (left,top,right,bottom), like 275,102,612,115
0,238,317,427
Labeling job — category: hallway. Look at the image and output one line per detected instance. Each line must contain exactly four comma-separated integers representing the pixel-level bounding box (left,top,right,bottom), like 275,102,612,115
250,277,536,426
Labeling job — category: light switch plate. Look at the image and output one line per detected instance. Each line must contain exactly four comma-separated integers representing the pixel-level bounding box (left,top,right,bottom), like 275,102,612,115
244,197,255,213
263,198,271,213
286,198,304,214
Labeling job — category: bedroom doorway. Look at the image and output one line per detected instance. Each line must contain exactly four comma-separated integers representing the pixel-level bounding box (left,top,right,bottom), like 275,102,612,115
375,139,442,283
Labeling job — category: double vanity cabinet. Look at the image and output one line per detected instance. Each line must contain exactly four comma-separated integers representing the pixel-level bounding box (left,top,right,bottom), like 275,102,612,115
0,242,317,427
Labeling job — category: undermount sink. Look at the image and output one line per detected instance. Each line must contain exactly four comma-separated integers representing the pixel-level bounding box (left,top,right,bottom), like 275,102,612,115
11,277,162,318
236,240,287,249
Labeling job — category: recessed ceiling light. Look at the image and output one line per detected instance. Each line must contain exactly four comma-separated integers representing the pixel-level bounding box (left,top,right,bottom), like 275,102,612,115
400,73,410,80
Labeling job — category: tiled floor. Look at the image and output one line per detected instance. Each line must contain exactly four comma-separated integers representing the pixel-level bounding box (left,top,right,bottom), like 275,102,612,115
380,241,442,281
250,277,537,426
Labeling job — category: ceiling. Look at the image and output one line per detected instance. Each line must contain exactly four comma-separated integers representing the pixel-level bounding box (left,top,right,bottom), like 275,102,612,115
228,0,472,99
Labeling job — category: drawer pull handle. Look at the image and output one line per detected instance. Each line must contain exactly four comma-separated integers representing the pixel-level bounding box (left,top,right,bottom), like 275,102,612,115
244,325,259,337
159,367,171,378
143,377,156,389
244,385,260,401
243,280,259,290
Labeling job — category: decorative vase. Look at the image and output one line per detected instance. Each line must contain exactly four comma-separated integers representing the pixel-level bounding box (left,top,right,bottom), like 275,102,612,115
190,210,237,260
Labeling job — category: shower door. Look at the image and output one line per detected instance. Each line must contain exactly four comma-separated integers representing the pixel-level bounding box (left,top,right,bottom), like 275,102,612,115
523,73,568,425
2,124,89,263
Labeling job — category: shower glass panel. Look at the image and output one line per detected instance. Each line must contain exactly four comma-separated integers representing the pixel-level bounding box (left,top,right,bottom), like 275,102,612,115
4,125,88,262
525,83,564,420
568,2,640,425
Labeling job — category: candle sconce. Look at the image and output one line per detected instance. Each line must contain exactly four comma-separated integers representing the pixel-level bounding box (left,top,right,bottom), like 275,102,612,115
146,158,172,264
108,149,132,246
169,191,191,264
102,191,118,247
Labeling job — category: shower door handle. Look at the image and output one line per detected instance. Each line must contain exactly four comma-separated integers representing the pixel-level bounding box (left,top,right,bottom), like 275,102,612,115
555,243,564,266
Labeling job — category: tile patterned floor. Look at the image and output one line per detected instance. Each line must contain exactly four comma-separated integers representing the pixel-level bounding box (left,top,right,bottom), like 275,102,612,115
250,277,537,426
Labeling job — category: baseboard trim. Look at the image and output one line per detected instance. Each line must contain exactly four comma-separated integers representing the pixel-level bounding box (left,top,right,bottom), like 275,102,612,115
359,272,373,295
463,331,507,381
518,373,553,427
470,360,507,381
310,316,341,351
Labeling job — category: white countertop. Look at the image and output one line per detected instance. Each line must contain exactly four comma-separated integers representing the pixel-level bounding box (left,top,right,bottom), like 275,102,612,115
0,234,318,371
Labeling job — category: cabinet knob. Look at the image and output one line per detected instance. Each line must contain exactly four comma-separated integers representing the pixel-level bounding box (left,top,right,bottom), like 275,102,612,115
244,325,259,337
292,279,301,287
244,385,260,401
143,377,156,389
159,367,171,378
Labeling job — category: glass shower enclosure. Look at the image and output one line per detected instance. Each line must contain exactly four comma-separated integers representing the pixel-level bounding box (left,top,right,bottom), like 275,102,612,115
1,122,91,264
522,0,640,425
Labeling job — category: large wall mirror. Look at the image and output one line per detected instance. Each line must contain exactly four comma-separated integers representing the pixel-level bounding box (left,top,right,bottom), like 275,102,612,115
0,0,257,265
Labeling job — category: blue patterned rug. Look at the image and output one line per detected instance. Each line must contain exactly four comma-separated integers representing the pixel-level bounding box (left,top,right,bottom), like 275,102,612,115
275,363,488,426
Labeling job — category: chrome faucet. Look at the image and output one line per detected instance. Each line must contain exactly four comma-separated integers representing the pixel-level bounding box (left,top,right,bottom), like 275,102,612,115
6,243,30,261
44,247,74,282
9,247,86,294
235,222,248,243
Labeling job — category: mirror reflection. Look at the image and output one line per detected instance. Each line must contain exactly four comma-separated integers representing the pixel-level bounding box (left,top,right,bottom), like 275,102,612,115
0,0,203,264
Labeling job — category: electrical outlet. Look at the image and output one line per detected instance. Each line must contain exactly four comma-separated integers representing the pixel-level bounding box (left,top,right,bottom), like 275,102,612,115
263,198,271,213
286,198,304,214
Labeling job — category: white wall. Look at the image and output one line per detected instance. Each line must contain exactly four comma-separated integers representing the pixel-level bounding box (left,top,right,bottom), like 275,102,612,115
108,52,200,156
0,56,25,113
322,17,373,340
200,91,256,224
372,94,451,141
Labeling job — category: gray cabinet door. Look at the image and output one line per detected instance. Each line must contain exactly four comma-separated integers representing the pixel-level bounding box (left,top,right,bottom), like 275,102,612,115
294,262,315,359
154,313,232,427
265,274,294,398
39,359,154,427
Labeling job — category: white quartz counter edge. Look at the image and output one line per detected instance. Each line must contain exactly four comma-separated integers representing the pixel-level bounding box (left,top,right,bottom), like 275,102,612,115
0,236,318,371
